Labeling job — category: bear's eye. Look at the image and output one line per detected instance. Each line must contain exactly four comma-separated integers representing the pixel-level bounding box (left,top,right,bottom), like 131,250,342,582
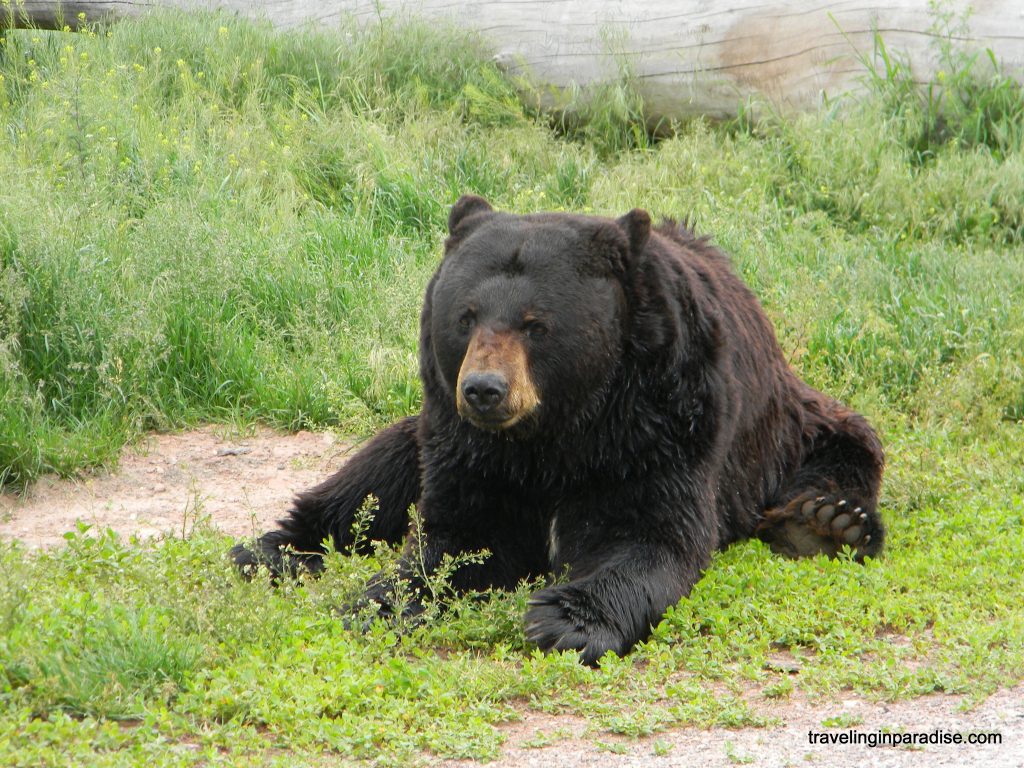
524,320,548,338
458,311,476,330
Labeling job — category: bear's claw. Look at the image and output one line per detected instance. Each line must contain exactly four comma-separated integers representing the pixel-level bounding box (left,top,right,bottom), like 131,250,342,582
523,586,627,667
757,491,883,560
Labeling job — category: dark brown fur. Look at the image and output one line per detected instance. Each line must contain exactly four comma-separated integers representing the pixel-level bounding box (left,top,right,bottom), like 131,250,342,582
232,196,885,665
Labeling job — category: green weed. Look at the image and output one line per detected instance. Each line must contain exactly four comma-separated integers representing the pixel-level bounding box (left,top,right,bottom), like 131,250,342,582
850,3,1024,162
550,27,655,157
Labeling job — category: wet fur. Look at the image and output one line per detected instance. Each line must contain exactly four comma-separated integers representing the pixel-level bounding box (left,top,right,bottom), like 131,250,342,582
232,198,885,665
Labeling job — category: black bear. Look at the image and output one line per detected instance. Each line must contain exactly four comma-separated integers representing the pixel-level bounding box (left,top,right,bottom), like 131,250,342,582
232,196,885,665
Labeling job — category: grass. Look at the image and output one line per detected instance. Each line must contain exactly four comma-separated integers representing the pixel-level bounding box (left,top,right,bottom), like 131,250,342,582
1,7,1023,766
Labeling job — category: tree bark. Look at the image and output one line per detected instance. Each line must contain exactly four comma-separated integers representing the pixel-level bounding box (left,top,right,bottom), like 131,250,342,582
6,1,1023,120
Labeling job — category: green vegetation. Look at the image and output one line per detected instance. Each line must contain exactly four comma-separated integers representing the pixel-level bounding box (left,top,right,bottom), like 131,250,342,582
1,8,1023,766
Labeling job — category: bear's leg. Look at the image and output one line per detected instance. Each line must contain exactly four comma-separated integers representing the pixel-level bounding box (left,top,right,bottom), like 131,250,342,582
524,487,717,667
524,539,708,666
756,407,885,560
230,416,421,578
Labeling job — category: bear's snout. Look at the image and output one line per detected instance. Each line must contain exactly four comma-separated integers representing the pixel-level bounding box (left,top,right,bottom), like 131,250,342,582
456,327,540,430
461,372,509,414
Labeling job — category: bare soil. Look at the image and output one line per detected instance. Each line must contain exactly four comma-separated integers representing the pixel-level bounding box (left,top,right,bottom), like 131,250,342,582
2,428,1022,767
0,425,354,548
476,685,1024,768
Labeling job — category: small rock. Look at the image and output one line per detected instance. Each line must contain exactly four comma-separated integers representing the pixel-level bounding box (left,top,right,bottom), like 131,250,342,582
216,447,252,457
764,653,803,674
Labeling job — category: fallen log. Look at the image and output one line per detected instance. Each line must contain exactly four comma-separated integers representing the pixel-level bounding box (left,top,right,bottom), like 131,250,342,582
6,1,1024,120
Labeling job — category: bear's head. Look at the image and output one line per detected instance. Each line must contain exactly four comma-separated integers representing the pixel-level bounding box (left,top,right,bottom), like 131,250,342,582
426,195,651,435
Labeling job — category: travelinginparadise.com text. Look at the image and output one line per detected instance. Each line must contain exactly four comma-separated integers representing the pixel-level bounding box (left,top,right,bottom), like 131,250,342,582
807,729,1002,748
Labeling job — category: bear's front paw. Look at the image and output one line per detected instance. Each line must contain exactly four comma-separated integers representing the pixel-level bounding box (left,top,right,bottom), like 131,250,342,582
524,585,629,666
229,532,325,581
339,581,425,632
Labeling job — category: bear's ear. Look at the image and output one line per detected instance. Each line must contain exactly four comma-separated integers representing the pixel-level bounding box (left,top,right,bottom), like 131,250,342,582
448,195,494,236
588,222,629,279
617,208,651,257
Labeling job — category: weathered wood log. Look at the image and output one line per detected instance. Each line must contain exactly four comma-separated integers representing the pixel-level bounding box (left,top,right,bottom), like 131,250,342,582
6,1,1024,120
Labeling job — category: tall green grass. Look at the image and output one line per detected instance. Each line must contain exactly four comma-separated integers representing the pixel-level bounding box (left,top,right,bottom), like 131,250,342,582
0,13,536,484
2,11,1022,487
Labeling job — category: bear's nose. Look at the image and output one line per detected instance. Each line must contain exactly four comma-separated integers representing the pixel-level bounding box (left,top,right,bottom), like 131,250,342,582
461,372,509,413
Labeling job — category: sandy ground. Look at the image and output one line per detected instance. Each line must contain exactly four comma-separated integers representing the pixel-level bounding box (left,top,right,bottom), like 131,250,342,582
0,426,353,547
456,685,1024,768
2,428,1022,767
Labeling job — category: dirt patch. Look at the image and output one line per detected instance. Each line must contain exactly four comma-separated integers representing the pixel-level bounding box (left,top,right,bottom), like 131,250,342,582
3,428,1022,767
456,684,1024,767
0,426,357,547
